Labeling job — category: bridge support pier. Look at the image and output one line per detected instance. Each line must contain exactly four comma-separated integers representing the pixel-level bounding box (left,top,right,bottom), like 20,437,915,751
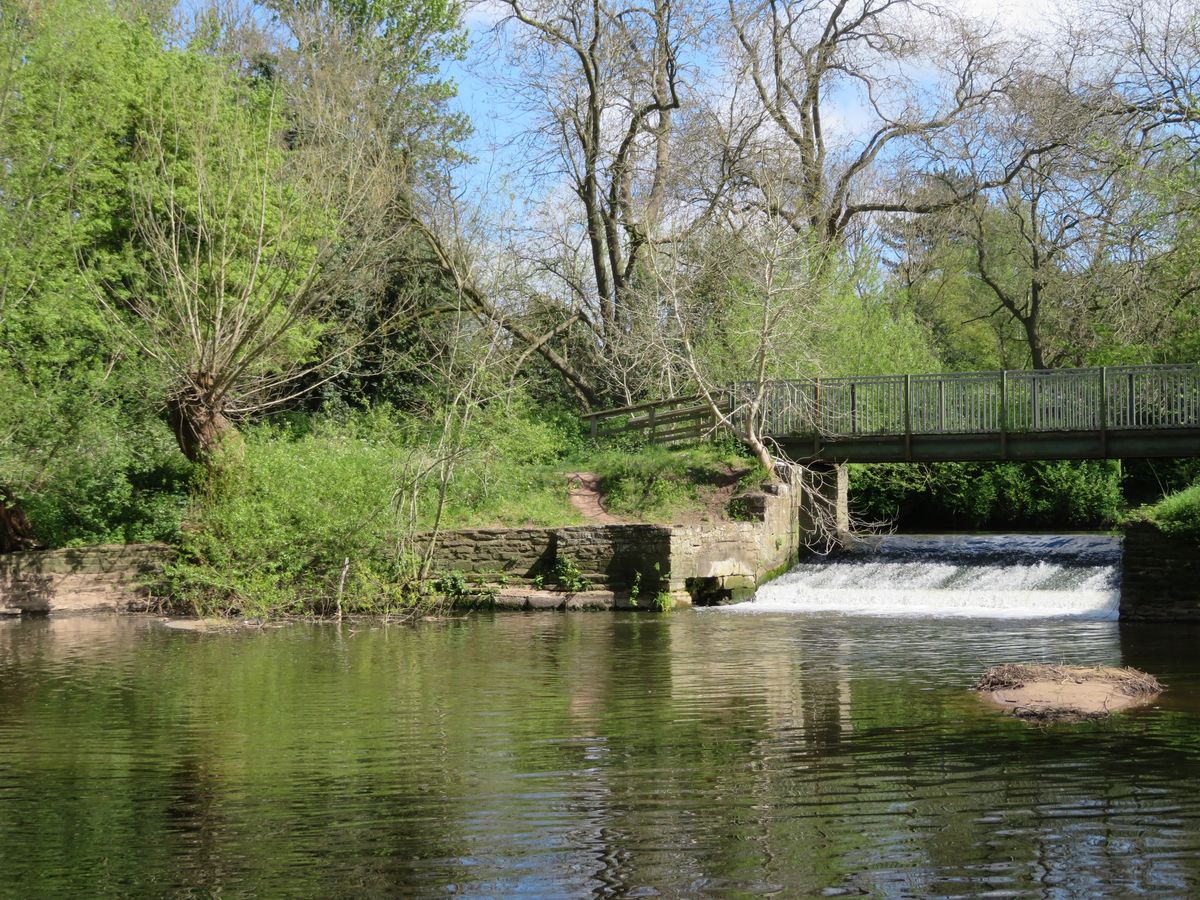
797,462,849,547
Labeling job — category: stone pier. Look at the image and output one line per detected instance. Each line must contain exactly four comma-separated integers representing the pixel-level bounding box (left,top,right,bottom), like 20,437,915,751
1119,524,1200,621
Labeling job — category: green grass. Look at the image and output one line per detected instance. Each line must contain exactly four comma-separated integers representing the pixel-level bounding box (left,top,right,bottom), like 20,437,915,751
1126,482,1200,539
578,441,761,523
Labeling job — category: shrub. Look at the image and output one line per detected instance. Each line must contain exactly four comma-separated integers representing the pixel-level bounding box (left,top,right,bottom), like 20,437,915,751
21,413,194,548
850,460,1124,530
167,415,422,617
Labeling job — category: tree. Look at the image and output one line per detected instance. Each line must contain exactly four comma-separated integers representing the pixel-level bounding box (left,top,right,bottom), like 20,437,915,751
884,14,1196,372
0,0,166,548
101,0,471,464
709,0,1025,248
469,0,690,403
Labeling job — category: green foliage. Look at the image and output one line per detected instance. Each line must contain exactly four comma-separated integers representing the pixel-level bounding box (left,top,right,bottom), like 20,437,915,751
0,0,176,541
432,569,469,600
21,419,194,548
166,412,431,616
850,460,1124,530
812,262,939,376
428,395,586,528
551,556,591,593
651,591,674,612
1127,482,1200,539
680,231,936,387
160,399,768,614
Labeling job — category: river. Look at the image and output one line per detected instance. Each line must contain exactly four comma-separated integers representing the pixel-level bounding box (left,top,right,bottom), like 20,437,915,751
2,535,1199,896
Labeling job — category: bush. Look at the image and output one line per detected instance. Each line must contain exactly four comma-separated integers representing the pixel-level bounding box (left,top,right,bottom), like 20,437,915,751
167,414,422,617
166,400,598,615
19,411,194,548
850,460,1124,530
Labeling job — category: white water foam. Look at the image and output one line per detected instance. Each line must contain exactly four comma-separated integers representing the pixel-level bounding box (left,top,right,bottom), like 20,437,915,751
719,534,1121,619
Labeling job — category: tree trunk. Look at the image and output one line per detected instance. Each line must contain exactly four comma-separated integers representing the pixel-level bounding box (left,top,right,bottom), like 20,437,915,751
167,383,238,465
744,413,777,478
1025,317,1046,370
0,488,36,553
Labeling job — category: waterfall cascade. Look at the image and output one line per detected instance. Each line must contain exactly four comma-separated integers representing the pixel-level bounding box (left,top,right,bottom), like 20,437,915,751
723,534,1121,619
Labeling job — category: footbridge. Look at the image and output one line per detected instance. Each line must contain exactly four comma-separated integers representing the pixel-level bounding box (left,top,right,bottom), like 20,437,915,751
585,365,1200,463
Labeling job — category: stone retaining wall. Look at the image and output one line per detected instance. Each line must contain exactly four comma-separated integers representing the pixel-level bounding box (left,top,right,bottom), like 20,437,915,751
427,524,673,589
1119,524,1200,621
0,544,167,615
0,471,834,614
423,476,815,606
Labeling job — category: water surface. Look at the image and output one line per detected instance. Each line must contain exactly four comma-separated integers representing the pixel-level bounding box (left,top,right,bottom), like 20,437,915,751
2,608,1199,897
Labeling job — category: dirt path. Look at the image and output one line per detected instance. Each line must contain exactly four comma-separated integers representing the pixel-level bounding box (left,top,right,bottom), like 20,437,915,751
564,472,620,524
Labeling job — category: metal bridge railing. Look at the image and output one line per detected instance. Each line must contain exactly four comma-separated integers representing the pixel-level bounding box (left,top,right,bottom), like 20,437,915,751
581,365,1200,448
753,365,1200,439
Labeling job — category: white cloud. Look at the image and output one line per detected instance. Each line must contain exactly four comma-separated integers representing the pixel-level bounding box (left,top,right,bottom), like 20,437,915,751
952,0,1069,34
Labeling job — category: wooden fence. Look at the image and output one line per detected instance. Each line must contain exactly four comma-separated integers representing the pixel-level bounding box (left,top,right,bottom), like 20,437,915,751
582,394,730,445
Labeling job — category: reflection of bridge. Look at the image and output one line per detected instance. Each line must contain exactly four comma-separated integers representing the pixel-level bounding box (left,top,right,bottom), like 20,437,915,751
585,365,1200,463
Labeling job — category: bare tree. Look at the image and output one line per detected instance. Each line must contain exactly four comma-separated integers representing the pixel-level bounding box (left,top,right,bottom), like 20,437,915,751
1088,0,1199,146
711,0,1027,248
648,215,823,469
890,24,1190,370
472,0,692,402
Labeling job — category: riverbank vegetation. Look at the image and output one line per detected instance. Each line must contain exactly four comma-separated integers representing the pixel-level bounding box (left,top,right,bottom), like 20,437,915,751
2,0,1198,614
1126,483,1200,540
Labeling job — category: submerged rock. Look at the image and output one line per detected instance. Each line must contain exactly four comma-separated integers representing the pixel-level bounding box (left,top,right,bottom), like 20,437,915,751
974,663,1162,723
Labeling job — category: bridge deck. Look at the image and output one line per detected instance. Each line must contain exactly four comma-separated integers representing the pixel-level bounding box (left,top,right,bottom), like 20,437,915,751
585,365,1200,463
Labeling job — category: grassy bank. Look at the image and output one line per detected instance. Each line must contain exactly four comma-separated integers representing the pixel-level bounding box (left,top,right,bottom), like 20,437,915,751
1125,482,1200,539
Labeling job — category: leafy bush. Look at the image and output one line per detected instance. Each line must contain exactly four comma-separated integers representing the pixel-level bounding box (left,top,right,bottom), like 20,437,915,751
851,460,1124,530
17,408,194,548
167,413,423,617
551,556,591,592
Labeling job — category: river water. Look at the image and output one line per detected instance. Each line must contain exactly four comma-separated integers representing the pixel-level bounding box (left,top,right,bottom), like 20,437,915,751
2,536,1200,897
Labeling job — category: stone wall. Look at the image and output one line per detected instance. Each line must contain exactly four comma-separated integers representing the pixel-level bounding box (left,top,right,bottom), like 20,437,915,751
0,469,837,615
0,544,167,615
1120,524,1200,621
667,482,805,603
423,474,819,606
424,524,672,588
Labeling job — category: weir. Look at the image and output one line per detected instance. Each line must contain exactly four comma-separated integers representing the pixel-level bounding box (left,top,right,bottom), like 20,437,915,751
717,534,1122,619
